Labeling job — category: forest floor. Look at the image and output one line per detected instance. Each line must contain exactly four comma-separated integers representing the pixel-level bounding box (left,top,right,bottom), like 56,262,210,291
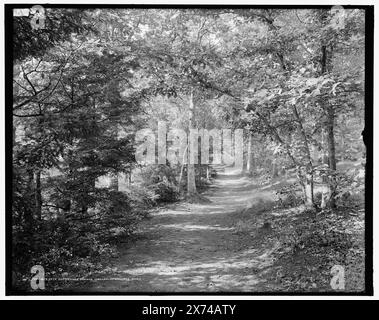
76,167,281,292
72,166,364,293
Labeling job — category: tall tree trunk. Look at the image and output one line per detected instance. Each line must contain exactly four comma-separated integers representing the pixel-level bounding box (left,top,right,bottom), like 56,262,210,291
246,134,255,175
292,105,315,208
242,134,248,172
327,104,337,208
187,91,197,195
177,144,188,192
110,123,121,192
320,38,337,209
187,157,196,195
320,127,330,209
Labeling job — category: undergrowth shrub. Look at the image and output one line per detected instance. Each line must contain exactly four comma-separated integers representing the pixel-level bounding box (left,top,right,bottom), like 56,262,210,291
268,210,363,292
150,181,179,202
140,164,179,203
275,183,303,208
334,170,364,209
283,219,353,254
12,185,149,291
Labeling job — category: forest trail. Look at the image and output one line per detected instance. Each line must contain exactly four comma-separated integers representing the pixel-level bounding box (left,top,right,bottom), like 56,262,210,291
86,167,279,292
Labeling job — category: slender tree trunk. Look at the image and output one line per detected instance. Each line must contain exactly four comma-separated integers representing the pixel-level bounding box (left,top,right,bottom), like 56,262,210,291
246,134,255,175
320,127,330,209
320,38,337,209
242,134,248,173
110,122,121,192
110,173,119,191
272,159,279,178
125,173,130,188
327,104,337,208
292,105,315,208
177,145,188,193
187,91,197,195
304,171,314,208
187,160,196,195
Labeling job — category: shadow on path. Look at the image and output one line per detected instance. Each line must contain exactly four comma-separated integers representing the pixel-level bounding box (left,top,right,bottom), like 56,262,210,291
82,167,278,292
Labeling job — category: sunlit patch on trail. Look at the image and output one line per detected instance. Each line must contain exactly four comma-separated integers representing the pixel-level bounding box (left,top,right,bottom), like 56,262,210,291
85,166,280,292
156,223,234,231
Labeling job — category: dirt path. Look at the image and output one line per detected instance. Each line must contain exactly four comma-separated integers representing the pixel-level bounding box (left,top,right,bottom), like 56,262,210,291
85,167,279,292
